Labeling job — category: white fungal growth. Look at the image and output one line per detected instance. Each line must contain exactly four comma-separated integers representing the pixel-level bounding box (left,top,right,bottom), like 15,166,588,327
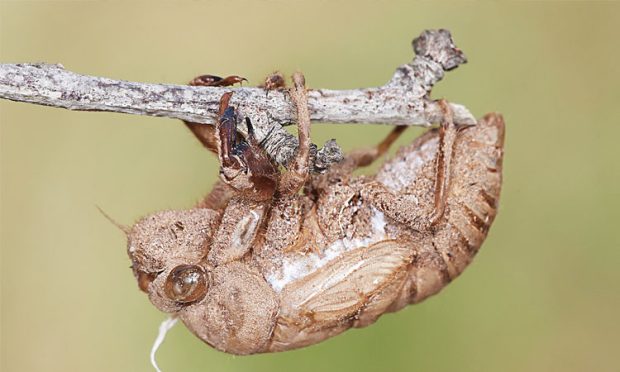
378,137,438,192
150,316,178,372
266,209,389,292
370,208,387,232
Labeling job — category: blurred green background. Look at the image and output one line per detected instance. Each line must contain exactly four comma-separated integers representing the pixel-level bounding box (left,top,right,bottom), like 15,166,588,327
1,2,619,372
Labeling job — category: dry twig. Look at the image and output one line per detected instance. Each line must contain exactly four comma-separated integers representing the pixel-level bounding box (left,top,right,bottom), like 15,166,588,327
0,29,473,171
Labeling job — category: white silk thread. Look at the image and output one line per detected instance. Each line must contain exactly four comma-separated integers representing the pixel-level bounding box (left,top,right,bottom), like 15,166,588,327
150,316,178,372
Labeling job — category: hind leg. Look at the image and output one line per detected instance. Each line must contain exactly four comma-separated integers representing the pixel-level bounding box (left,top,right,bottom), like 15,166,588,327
364,100,461,230
344,126,408,170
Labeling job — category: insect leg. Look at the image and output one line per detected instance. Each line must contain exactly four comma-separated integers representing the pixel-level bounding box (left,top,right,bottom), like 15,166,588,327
184,74,247,154
214,93,278,201
345,125,408,170
429,100,460,226
259,71,286,98
195,180,235,210
318,126,407,185
364,100,462,229
189,74,247,87
278,72,311,195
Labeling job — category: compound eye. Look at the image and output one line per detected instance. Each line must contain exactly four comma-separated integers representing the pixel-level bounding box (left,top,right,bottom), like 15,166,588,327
164,265,208,303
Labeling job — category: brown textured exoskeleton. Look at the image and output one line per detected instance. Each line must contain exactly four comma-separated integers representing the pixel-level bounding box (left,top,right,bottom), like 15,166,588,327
127,72,504,354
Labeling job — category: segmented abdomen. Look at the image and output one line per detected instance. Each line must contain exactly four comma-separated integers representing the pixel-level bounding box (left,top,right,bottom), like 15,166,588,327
436,113,504,280
377,113,505,308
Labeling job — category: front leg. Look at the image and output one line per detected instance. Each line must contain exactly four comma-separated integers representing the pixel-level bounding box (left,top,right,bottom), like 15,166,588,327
184,74,247,153
205,94,281,263
189,74,247,87
215,92,279,202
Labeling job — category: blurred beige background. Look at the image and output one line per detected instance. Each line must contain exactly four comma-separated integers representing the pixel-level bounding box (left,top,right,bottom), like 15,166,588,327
1,2,619,372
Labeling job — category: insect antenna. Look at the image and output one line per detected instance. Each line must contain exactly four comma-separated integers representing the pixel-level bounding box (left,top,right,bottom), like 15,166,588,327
96,205,130,235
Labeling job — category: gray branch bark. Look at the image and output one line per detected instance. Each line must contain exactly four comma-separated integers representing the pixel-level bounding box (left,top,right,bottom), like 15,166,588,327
0,29,473,171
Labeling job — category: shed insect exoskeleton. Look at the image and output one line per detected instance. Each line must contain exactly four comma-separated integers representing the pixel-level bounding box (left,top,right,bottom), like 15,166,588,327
126,72,504,354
